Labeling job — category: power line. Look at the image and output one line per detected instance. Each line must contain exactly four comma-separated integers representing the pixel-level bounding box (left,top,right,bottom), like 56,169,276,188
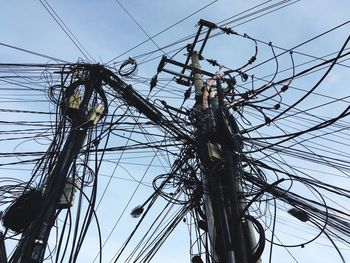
106,0,218,64
113,0,167,56
38,0,95,62
110,0,300,66
0,42,70,63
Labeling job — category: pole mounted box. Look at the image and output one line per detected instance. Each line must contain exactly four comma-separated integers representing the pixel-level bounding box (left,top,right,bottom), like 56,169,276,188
58,178,77,209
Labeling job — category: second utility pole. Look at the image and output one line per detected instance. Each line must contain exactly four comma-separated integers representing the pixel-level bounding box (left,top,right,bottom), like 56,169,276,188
191,51,250,263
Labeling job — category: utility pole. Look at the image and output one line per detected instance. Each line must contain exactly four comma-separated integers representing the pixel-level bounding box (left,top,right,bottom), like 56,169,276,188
9,65,104,263
3,62,192,263
157,19,259,262
191,51,249,263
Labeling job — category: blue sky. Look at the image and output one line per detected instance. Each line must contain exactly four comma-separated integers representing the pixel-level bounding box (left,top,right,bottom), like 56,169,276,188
1,1,350,262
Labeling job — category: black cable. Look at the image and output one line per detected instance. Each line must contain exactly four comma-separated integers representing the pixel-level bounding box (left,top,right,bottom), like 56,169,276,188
113,0,166,56
243,34,350,138
38,0,93,62
106,0,218,64
0,42,70,63
245,215,265,263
